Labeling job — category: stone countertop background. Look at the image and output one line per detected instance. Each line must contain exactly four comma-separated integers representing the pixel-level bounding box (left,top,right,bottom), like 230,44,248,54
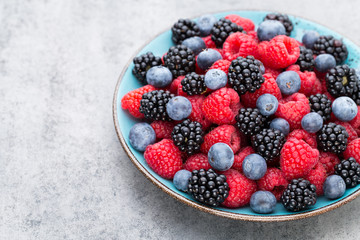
1,0,360,239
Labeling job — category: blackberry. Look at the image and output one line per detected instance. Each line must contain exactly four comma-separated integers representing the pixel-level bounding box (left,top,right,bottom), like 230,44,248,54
188,168,229,207
296,46,315,72
139,90,175,121
132,52,162,83
281,178,317,212
211,18,243,47
312,35,348,64
325,65,359,98
309,94,332,122
317,122,349,154
264,13,293,36
335,157,360,188
251,128,286,162
235,108,267,136
171,19,200,44
172,119,204,155
181,72,206,95
163,45,196,78
228,56,265,95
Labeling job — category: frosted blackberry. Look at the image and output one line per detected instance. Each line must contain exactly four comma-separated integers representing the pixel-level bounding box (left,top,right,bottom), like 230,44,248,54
132,52,162,83
172,119,204,155
309,94,332,122
312,35,348,64
335,157,360,188
317,122,349,154
211,18,243,47
296,46,315,72
171,19,200,44
164,45,196,78
264,13,293,36
235,108,267,136
325,65,359,99
251,128,286,162
139,90,175,121
181,72,206,95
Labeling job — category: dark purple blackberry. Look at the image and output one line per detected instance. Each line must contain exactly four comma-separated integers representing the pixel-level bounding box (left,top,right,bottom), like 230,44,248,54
281,178,317,212
317,122,349,154
309,94,332,122
335,157,360,188
181,72,206,95
228,56,265,95
235,108,267,136
132,52,162,83
171,19,200,44
139,90,175,121
264,13,293,36
251,128,286,162
210,18,243,47
172,119,204,155
163,45,196,78
325,65,359,99
296,46,315,72
312,35,348,64
188,169,229,207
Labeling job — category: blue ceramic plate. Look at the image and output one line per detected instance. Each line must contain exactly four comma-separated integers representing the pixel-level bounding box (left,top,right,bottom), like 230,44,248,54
113,10,360,221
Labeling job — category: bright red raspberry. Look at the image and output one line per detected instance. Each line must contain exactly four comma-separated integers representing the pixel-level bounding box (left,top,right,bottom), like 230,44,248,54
150,121,175,140
121,85,156,118
310,78,323,95
169,76,185,94
241,73,282,108
222,32,258,61
258,35,300,69
247,31,259,43
334,121,358,142
225,14,255,32
275,93,310,130
187,95,212,130
349,106,360,129
232,146,255,171
280,137,319,180
288,129,317,149
344,138,360,164
144,139,182,179
287,65,320,97
183,153,211,172
305,163,327,196
209,59,231,75
257,168,288,200
221,169,257,208
319,151,340,175
200,124,241,154
202,35,216,48
202,87,242,125
195,55,206,75
264,67,281,79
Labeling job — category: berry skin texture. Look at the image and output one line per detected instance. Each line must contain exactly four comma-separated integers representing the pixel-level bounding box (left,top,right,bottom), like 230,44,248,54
211,18,244,48
256,93,279,116
172,119,204,155
151,120,175,140
208,143,235,171
182,36,206,55
305,163,327,195
280,137,319,180
169,75,185,95
332,96,358,122
236,108,267,136
270,118,290,136
317,122,349,154
312,35,348,64
319,152,340,175
209,59,231,75
225,14,255,32
335,157,360,187
204,69,228,90
288,129,317,148
140,90,175,121
181,72,207,96
202,35,217,49
257,20,286,41
309,94,332,122
197,14,218,36
222,32,258,61
202,87,242,125
257,168,288,200
171,19,200,44
173,169,192,192
264,13,293,36
276,71,301,95
323,175,346,199
344,138,360,164
186,95,212,130
242,154,267,180
302,30,320,49
132,52,163,83
250,191,277,214
314,54,336,73
221,169,257,208
296,46,315,72
184,153,211,172
301,112,323,133
164,45,196,78
129,123,156,152
166,96,192,121
334,121,358,142
287,64,320,97
232,146,255,172
146,66,173,88
121,85,156,119
251,128,286,162
197,49,223,70
349,106,360,130
144,139,183,179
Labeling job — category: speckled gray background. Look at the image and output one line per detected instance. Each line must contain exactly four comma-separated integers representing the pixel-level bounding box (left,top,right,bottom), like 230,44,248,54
1,0,360,239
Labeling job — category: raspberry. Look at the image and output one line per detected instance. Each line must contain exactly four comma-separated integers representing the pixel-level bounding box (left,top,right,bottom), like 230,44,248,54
349,106,360,129
258,35,300,69
288,129,317,149
305,163,327,196
257,168,288,200
232,146,255,171
183,153,211,172
187,95,212,130
334,121,358,142
209,59,231,75
222,32,258,61
310,78,323,95
144,139,183,179
275,93,311,130
287,65,320,96
280,137,319,180
319,152,340,175
247,31,259,43
344,138,360,164
241,73,282,108
169,76,185,94
202,35,216,48
150,121,175,140
195,55,206,75
121,85,156,118
221,169,257,208
225,14,255,32
200,125,241,154
264,67,281,79
202,88,242,125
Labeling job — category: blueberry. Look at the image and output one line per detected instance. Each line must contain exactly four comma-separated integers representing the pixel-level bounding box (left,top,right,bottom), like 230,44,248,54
242,154,267,180
197,14,218,37
355,68,360,80
250,191,277,214
270,118,290,136
332,96,358,122
166,96,192,121
208,143,234,171
197,49,222,70
257,20,286,41
301,112,323,133
182,36,206,55
129,123,156,151
276,71,301,95
204,69,227,90
323,175,346,200
314,54,336,73
302,30,319,49
146,66,173,88
256,94,279,116
173,169,192,192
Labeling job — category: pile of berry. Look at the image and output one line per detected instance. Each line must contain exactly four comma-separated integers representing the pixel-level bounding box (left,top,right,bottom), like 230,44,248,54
122,13,360,213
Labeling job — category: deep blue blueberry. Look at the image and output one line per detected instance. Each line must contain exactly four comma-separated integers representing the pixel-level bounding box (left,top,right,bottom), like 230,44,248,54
208,143,234,171
270,118,290,136
276,71,301,95
197,14,218,37
197,49,222,70
173,169,192,192
129,123,156,152
256,94,279,116
257,20,286,41
301,112,324,133
204,69,228,90
242,154,267,180
323,175,346,200
302,30,320,49
314,54,336,73
146,66,173,88
166,96,192,121
250,191,277,214
182,36,206,55
332,96,358,122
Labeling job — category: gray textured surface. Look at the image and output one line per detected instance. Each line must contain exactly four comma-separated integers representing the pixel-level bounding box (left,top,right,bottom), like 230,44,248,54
1,0,360,239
